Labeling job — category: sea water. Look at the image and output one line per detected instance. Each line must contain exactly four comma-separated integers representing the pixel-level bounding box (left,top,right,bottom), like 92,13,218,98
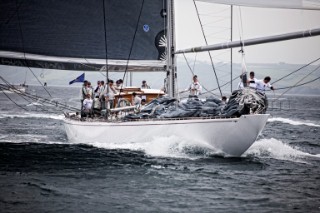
0,86,319,212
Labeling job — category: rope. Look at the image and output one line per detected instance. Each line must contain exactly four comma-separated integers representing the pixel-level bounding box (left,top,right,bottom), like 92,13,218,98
192,53,198,72
182,53,195,76
182,53,219,97
15,0,52,97
273,64,320,100
272,57,320,84
273,76,320,90
102,0,109,83
0,76,50,112
0,75,79,112
120,0,145,90
0,87,28,111
193,0,222,97
202,75,240,95
238,7,245,52
0,83,79,113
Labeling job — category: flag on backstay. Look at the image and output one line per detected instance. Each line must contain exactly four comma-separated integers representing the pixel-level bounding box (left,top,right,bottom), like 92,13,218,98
69,73,85,85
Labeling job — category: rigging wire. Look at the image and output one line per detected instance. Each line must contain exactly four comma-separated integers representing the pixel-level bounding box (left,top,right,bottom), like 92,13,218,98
238,6,245,51
0,76,50,112
273,76,320,90
272,57,320,84
182,53,219,97
273,64,320,100
192,0,223,97
0,76,79,113
182,53,195,76
192,53,198,72
202,57,320,95
236,6,248,77
15,0,52,97
269,76,320,91
202,75,239,95
120,0,145,89
0,84,79,113
0,88,28,111
102,0,109,83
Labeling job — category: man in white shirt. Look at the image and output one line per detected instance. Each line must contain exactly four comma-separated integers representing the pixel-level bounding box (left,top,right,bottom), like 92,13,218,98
185,75,202,96
100,80,117,109
82,93,93,117
248,71,258,89
83,94,93,110
80,80,88,109
255,76,274,94
132,92,142,108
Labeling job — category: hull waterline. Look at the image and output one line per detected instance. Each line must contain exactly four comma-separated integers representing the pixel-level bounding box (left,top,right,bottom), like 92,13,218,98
64,114,269,157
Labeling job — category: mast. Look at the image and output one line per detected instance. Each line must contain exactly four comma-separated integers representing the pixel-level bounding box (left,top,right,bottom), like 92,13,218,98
230,5,233,93
166,0,177,98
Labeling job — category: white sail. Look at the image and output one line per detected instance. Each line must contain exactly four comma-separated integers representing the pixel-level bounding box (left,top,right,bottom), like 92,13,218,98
196,0,320,10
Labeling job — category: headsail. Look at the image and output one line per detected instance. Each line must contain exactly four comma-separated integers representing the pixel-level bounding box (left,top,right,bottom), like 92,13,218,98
195,0,320,10
0,0,167,71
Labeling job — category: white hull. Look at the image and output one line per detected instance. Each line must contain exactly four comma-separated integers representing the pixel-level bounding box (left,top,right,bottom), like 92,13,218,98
64,114,269,157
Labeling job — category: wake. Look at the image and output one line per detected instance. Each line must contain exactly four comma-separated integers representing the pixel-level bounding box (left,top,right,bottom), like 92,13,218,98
244,138,320,163
0,112,64,120
268,117,320,127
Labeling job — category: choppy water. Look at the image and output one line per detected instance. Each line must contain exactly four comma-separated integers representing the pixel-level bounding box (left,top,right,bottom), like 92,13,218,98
0,86,320,212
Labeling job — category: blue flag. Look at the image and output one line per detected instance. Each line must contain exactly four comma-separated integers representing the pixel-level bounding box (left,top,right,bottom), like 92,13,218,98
69,73,85,85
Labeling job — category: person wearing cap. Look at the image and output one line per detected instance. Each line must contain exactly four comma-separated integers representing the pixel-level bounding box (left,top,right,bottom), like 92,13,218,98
185,75,202,96
141,80,151,89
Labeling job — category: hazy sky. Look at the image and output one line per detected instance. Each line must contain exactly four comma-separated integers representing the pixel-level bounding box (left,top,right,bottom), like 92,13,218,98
175,0,320,65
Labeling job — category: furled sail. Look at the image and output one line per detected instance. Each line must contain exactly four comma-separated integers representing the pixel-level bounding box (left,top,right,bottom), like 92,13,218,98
0,0,167,72
195,0,320,10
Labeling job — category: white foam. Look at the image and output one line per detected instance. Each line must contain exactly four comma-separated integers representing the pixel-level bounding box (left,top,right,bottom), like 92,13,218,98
268,117,320,127
244,138,320,163
0,113,64,120
84,136,216,159
26,102,44,106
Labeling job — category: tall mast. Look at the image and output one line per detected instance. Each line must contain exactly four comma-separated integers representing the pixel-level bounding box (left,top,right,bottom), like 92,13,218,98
230,5,233,93
166,0,177,98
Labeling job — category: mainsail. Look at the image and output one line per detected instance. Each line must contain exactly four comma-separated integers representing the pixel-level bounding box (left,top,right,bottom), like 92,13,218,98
0,0,167,72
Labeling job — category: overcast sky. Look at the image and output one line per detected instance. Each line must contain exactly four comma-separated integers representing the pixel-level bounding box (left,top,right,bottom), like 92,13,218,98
174,0,320,65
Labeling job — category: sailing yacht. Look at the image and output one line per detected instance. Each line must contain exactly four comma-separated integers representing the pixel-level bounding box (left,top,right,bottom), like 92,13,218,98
0,0,319,156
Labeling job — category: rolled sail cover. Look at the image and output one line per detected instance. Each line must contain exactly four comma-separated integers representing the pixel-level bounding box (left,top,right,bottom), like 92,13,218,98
0,0,167,71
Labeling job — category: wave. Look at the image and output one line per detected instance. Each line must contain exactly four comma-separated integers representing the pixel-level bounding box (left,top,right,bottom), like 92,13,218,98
244,138,320,163
0,112,64,120
83,135,218,159
268,117,320,127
